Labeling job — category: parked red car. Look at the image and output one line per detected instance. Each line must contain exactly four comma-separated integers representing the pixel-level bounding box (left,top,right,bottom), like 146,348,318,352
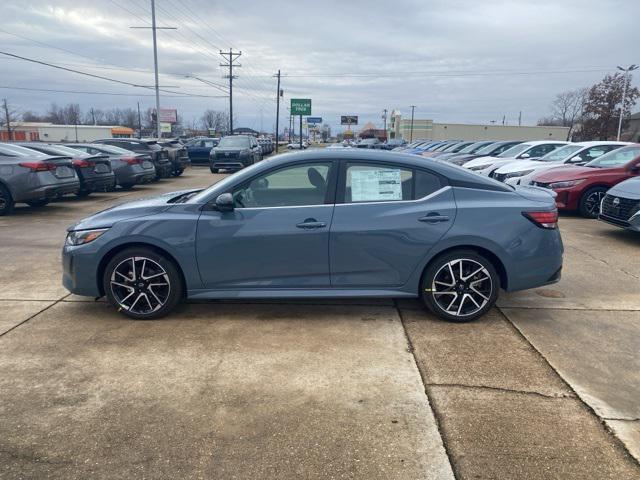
531,145,640,218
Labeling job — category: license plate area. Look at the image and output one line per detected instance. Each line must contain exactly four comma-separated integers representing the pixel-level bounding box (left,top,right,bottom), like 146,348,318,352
55,166,74,178
95,163,110,174
142,161,153,169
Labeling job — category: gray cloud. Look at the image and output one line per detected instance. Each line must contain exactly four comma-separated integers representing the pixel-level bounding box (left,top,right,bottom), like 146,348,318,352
1,0,638,133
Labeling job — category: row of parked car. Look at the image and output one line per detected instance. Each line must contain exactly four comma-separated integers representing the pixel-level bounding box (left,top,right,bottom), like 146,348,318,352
184,136,276,164
0,138,191,216
397,138,640,230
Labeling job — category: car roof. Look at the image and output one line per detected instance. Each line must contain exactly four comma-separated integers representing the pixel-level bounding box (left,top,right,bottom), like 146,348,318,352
521,140,568,146
252,149,511,192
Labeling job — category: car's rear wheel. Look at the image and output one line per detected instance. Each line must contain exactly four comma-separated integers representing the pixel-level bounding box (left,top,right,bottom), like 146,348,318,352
579,186,607,218
172,168,184,177
210,167,219,174
421,250,499,322
26,199,49,208
76,190,91,198
119,183,135,191
0,184,14,216
103,247,183,320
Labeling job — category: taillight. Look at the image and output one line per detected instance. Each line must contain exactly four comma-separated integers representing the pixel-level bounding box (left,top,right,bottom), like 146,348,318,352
19,162,56,172
72,159,95,168
523,210,558,229
123,156,141,165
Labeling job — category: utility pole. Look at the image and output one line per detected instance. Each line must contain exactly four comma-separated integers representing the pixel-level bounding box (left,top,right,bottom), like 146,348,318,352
616,64,638,141
502,115,506,126
409,105,416,142
2,99,12,141
90,107,96,125
518,111,522,126
137,102,142,139
299,115,303,149
130,1,176,140
220,49,242,134
275,70,281,153
382,108,388,141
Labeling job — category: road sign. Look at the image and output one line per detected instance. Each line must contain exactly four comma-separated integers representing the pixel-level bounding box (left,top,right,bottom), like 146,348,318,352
291,98,312,116
160,122,172,133
341,115,358,125
157,108,177,123
307,117,322,124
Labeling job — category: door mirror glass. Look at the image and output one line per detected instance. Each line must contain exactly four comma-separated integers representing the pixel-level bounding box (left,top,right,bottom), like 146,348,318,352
215,193,234,212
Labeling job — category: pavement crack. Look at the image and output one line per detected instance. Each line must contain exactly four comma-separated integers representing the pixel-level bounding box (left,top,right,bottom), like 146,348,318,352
425,382,575,399
0,294,70,338
394,300,460,480
569,244,640,280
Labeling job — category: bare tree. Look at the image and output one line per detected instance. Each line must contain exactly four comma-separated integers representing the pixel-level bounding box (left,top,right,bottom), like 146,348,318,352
2,99,20,140
200,109,230,134
549,88,587,139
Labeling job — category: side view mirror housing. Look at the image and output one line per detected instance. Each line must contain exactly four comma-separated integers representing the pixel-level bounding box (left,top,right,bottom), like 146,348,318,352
215,193,234,212
570,155,583,163
520,153,530,159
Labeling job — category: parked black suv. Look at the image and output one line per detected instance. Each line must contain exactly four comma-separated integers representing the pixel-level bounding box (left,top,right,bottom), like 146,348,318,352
209,135,262,173
158,139,191,176
94,139,172,179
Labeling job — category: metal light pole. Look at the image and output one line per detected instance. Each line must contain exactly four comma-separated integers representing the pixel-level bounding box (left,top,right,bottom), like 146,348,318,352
409,105,416,142
616,64,638,141
150,0,162,139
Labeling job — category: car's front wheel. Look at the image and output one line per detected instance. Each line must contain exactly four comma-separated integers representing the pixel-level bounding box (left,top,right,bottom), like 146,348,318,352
421,250,499,322
26,199,50,208
103,247,183,320
579,186,607,218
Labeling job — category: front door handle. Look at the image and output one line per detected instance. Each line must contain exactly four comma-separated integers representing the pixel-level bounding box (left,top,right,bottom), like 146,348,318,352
296,219,327,229
419,213,450,223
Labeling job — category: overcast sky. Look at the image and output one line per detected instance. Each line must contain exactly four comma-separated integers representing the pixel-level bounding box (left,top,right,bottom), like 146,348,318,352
2,0,639,133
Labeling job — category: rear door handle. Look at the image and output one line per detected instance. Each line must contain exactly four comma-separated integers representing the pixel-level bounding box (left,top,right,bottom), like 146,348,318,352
419,213,450,223
296,219,327,229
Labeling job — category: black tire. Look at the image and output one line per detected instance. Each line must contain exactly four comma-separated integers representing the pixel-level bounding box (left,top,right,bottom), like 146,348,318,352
119,183,135,191
102,247,183,320
210,167,219,174
0,184,15,216
579,186,607,218
76,190,91,198
421,249,499,323
26,199,50,208
172,168,184,177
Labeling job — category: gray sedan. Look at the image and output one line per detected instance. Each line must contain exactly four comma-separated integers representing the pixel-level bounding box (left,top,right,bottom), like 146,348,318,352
65,143,157,189
62,150,563,322
0,143,80,215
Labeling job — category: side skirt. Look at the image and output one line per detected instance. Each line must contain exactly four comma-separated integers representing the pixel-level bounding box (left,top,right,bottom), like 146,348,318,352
187,288,418,300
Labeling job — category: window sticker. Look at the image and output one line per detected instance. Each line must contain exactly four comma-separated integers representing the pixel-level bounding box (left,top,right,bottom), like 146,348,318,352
350,168,402,202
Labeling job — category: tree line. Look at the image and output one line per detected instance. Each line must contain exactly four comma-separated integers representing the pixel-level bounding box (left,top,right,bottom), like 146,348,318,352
538,72,639,140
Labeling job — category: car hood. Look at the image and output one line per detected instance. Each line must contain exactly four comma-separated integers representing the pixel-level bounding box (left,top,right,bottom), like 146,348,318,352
533,165,599,183
495,159,559,174
213,147,248,153
68,189,200,231
464,155,509,168
607,177,640,198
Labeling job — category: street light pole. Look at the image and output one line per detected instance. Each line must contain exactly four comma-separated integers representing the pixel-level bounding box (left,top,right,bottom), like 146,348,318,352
616,64,638,141
409,105,416,142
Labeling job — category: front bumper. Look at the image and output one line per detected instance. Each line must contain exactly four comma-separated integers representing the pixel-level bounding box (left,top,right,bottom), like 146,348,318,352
62,243,103,297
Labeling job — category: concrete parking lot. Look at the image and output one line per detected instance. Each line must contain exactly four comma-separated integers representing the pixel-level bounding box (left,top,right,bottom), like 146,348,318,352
1,166,638,479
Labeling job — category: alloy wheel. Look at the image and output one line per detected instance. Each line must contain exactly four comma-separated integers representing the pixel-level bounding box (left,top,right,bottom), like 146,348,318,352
110,256,171,315
584,191,605,216
432,258,493,317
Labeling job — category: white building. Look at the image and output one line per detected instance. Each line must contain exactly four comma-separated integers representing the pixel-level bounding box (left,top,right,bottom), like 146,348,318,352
1,122,134,142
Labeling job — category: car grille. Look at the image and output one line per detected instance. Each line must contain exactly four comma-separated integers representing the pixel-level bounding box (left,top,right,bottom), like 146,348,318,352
601,194,640,221
218,152,239,159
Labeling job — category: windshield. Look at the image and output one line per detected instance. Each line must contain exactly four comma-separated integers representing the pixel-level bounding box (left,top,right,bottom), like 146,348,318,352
458,142,488,154
218,136,251,148
538,145,583,162
0,144,49,157
586,146,640,168
92,144,134,155
42,145,89,157
189,161,266,203
498,143,530,158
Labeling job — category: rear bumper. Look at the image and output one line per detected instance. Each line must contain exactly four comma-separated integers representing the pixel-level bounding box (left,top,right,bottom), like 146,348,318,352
154,162,173,178
80,174,117,192
16,179,81,202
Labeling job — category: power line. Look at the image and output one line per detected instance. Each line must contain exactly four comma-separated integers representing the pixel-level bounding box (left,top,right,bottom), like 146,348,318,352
0,51,224,98
0,85,226,97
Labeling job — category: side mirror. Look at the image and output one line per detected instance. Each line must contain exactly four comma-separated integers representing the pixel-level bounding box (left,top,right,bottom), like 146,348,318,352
215,193,234,212
569,155,583,163
520,153,530,159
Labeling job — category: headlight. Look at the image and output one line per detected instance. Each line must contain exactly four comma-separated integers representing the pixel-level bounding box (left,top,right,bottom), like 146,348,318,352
468,164,489,171
547,179,585,189
66,228,109,246
505,169,535,179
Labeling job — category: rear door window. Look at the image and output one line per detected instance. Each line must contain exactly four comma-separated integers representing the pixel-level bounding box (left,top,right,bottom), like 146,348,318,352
345,163,413,203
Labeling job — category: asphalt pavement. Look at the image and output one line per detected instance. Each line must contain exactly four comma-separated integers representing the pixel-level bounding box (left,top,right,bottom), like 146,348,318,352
0,166,638,479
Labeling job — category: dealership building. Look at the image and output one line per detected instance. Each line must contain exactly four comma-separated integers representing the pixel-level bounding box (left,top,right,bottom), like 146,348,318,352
388,110,569,141
0,122,134,142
